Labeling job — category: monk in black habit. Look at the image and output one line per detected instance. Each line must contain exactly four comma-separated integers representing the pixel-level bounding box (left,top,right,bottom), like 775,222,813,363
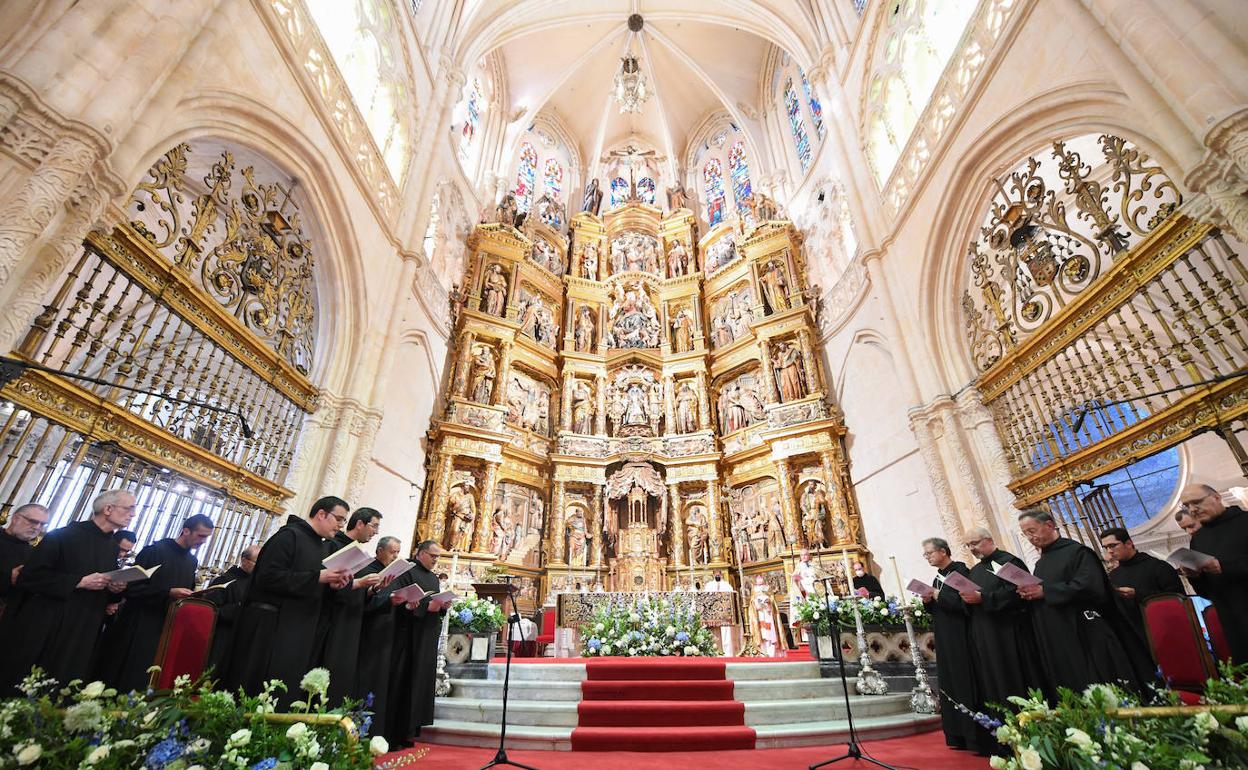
223,496,354,701
959,527,1050,709
1182,483,1248,663
357,535,404,735
387,539,450,746
95,514,215,691
0,490,136,693
1017,510,1153,692
921,537,990,754
1099,526,1182,642
204,544,258,673
0,503,46,618
318,507,386,704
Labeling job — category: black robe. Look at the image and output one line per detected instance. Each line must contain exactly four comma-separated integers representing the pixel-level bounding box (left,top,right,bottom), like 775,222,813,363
356,559,400,736
223,516,332,701
1190,506,1248,663
387,561,446,743
1108,551,1183,643
853,573,885,599
318,532,370,705
930,561,988,752
0,520,122,693
94,538,199,691
204,565,251,675
967,550,1050,708
1030,537,1152,692
0,530,34,617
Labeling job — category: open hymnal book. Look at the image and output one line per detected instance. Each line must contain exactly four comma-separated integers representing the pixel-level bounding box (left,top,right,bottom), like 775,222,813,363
193,580,234,594
391,583,459,604
935,570,979,593
322,543,373,575
102,564,161,584
906,578,935,598
993,562,1042,587
377,558,414,581
1167,548,1217,571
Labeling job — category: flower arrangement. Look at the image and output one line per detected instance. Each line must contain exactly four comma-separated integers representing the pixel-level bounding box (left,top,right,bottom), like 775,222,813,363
0,667,387,769
792,594,931,631
989,665,1248,770
448,596,507,635
579,594,719,657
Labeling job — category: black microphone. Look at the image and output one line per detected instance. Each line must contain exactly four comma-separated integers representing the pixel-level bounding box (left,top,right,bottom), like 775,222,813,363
238,413,255,439
1071,407,1089,434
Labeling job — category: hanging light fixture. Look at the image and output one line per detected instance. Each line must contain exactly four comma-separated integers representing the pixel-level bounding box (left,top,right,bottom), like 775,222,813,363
614,14,651,114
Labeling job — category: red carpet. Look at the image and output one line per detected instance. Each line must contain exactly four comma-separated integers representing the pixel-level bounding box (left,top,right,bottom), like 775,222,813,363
570,658,755,751
379,730,992,769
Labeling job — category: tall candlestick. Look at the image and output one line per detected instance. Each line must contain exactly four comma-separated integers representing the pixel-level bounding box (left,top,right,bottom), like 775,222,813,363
889,554,905,598
449,553,459,591
840,549,853,598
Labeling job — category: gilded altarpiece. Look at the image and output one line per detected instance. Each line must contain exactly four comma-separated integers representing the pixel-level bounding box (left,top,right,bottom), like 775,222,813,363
419,202,869,613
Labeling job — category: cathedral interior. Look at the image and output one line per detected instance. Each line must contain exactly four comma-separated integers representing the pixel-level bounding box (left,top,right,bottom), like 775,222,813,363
0,0,1246,616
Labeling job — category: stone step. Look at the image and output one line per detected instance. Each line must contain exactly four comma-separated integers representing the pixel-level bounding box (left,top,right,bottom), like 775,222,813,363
752,713,943,749
449,678,584,702
421,719,573,751
732,676,849,700
724,661,822,680
484,663,587,682
435,697,579,728
742,694,913,726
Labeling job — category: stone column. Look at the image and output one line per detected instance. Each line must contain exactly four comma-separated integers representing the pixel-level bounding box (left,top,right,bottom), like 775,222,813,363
707,482,724,561
668,483,685,567
909,414,969,561
591,486,605,567
663,375,676,430
797,329,822,395
595,374,608,434
955,388,1018,535
696,372,712,430
758,338,779,404
775,458,800,549
345,411,382,503
492,341,513,405
938,402,994,533
561,372,575,430
452,332,477,397
471,461,500,553
550,481,567,563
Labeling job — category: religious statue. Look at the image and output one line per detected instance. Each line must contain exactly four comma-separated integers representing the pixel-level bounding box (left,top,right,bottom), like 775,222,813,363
623,382,648,425
448,283,464,328
582,178,603,215
753,193,780,223
467,345,496,404
535,192,563,228
685,504,708,565
536,389,551,435
751,575,781,657
766,501,788,556
570,379,594,434
603,283,661,349
738,382,767,424
482,264,509,316
704,237,736,274
674,381,699,434
799,480,829,549
496,193,519,227
647,378,663,434
448,486,477,552
518,294,542,339
759,260,790,315
718,384,744,434
573,305,595,352
490,506,515,558
566,507,588,566
580,241,599,280
671,308,695,352
774,341,807,402
666,240,689,278
711,315,732,349
667,181,689,211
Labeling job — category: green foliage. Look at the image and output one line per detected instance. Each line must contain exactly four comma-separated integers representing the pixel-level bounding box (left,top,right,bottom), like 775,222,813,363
579,594,720,657
791,594,932,631
0,667,388,769
449,596,507,634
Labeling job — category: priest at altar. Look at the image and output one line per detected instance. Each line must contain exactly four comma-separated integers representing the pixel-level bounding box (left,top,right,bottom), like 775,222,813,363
703,571,737,655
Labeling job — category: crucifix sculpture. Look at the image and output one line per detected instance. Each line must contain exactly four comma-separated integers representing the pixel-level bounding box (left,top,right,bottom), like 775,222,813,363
604,144,657,201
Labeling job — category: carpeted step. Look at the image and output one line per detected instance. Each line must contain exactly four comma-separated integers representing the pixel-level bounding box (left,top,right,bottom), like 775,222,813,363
581,678,736,701
577,699,745,727
584,659,727,680
570,725,757,752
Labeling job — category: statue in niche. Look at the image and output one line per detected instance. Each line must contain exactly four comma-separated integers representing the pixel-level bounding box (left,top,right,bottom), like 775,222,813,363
570,379,595,433
647,378,663,434
831,504,850,544
490,505,520,559
530,238,564,275
667,240,690,278
603,283,660,349
686,504,708,565
667,181,688,211
704,237,736,274
482,264,509,316
448,485,477,552
774,341,808,402
799,480,829,549
610,239,627,275
535,304,557,347
753,193,781,223
766,500,788,556
674,381,699,434
711,315,733,349
537,389,550,435
467,345,496,404
535,192,563,229
573,305,596,352
759,260,791,315
517,292,542,339
496,193,519,227
506,372,551,435
717,376,766,434
580,241,599,280
566,507,588,566
606,367,661,435
671,307,695,352
582,178,603,215
623,382,648,425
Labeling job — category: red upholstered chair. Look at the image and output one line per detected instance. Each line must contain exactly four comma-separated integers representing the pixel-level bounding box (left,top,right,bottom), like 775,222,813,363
534,608,557,656
148,598,218,691
1203,604,1231,663
1142,594,1218,701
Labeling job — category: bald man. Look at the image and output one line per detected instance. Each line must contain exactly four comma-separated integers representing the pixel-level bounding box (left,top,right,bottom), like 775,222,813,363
1181,484,1248,662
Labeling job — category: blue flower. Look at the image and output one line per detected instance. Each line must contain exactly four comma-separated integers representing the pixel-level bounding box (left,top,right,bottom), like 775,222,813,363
251,759,279,770
145,737,185,768
675,631,689,642
458,609,474,624
364,691,375,708
587,638,602,650
360,714,373,735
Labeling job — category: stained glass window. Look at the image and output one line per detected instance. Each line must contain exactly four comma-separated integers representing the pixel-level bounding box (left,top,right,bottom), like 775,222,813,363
704,158,726,227
852,0,867,14
637,177,656,206
543,158,563,201
783,78,812,173
459,78,482,160
514,142,538,212
610,177,629,207
801,71,826,140
728,142,752,217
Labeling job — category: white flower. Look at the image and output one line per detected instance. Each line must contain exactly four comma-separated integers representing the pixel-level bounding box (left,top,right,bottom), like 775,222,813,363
665,626,676,637
1065,727,1096,753
595,623,605,632
286,722,308,740
63,700,104,732
1130,763,1150,770
988,758,1011,770
14,744,41,766
1237,716,1248,732
683,645,698,655
228,728,251,747
601,644,612,655
1082,683,1118,710
311,763,330,770
187,766,206,770
1192,710,1218,734
300,667,331,696
80,680,106,699
186,737,211,754
370,735,390,756
995,725,1019,744
85,745,110,764
628,613,640,622
1018,747,1042,770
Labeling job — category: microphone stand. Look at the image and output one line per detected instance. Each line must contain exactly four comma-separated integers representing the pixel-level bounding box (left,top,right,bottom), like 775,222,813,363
809,576,897,770
478,575,539,770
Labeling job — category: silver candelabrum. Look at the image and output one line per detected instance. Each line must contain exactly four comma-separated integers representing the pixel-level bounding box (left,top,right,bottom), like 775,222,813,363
900,603,935,712
846,593,889,696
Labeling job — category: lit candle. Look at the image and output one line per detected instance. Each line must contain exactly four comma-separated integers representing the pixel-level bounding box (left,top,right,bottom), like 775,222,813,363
888,554,905,598
449,553,459,590
840,549,853,598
